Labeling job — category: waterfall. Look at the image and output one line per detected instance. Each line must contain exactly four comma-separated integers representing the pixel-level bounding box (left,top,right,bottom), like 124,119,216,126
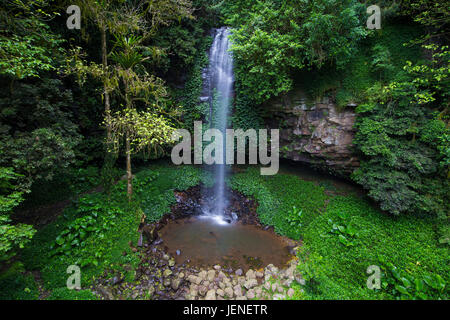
201,27,234,224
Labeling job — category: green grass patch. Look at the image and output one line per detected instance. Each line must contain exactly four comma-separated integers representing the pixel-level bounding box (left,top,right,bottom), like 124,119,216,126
46,287,98,300
229,167,328,239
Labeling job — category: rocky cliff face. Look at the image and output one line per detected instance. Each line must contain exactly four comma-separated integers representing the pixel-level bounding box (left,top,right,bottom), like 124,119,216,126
262,88,359,176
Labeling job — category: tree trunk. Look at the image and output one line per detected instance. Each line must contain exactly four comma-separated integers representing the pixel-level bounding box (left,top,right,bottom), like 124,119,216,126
126,131,133,201
101,27,111,143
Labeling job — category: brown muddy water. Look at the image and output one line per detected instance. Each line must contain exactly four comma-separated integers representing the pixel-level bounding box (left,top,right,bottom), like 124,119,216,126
159,216,292,271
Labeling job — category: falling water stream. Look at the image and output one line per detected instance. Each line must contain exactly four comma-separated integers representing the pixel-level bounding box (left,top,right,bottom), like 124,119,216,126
201,27,234,223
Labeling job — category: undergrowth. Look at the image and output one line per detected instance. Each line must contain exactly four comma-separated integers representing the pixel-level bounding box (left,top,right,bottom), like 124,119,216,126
230,167,449,300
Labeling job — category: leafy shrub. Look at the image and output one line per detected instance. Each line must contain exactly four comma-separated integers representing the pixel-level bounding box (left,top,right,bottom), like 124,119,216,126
21,190,140,290
326,211,358,247
285,206,303,239
0,263,39,300
0,167,35,262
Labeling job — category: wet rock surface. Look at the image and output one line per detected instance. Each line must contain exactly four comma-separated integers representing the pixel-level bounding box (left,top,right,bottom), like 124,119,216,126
262,87,359,176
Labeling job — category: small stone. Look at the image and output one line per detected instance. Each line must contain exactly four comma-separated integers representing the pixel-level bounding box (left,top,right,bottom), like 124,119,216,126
246,289,255,299
190,284,198,291
216,289,224,297
224,287,234,298
246,269,256,279
283,279,293,287
286,266,295,278
198,270,207,280
188,275,202,285
198,285,207,296
176,250,181,256
205,289,216,300
171,278,181,290
163,269,173,277
287,288,295,297
207,270,216,281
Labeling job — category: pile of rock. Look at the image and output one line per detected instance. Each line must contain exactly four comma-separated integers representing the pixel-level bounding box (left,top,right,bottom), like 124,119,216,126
184,260,304,300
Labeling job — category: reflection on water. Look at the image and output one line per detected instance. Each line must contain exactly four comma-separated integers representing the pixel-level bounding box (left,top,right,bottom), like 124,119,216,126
159,216,292,271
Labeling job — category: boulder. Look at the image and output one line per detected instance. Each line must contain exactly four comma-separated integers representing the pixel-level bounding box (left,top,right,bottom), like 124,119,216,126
205,289,216,300
244,279,258,290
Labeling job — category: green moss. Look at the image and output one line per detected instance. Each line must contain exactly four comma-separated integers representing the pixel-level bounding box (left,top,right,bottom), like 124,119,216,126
46,287,98,300
229,167,328,239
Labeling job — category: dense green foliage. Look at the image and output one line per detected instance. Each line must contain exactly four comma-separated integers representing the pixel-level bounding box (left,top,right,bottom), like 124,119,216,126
230,167,449,299
219,0,367,104
0,0,448,302
352,40,449,219
8,164,206,298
